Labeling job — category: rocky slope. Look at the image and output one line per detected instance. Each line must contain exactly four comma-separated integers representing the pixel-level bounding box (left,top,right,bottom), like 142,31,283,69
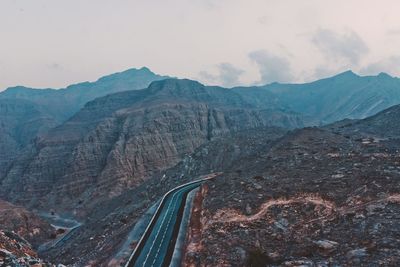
0,200,55,248
330,103,400,139
0,79,304,213
0,230,56,266
179,105,400,266
0,200,57,266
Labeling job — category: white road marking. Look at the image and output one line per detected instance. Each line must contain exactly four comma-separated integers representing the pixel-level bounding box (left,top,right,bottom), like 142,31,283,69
126,179,210,267
141,191,179,267
149,192,181,267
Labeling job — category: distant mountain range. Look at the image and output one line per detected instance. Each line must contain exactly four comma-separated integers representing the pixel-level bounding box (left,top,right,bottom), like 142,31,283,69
0,67,169,122
260,70,400,124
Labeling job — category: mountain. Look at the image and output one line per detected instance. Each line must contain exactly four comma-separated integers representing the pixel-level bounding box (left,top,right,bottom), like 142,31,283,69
260,71,400,124
2,70,399,181
0,67,169,184
0,79,304,213
0,67,169,122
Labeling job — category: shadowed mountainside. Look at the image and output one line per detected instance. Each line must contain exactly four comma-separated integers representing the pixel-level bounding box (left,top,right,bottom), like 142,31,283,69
0,99,58,179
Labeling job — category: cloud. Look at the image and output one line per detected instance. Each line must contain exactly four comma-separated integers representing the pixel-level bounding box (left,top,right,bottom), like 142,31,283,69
312,66,340,79
257,16,269,25
199,62,244,87
360,56,400,76
47,63,63,70
198,70,217,83
387,28,400,36
248,50,293,84
217,63,244,87
196,0,226,10
312,29,369,65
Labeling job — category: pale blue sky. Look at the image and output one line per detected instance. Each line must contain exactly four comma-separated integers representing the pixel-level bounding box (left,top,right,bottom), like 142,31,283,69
1,0,400,90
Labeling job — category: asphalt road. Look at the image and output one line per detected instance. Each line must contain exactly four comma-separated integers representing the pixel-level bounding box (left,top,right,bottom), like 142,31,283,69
125,181,203,267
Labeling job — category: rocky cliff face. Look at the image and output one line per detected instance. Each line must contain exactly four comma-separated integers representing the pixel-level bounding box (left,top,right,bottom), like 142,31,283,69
0,79,304,213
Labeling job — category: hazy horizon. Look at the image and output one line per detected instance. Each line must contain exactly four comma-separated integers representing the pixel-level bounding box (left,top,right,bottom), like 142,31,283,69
2,0,400,90
1,67,397,92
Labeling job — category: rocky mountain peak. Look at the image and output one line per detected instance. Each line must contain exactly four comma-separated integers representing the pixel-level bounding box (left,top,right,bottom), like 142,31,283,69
147,78,205,94
377,72,394,79
95,66,166,84
336,70,358,77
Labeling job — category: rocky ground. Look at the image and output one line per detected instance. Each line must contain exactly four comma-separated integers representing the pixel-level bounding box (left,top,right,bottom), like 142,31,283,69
0,200,61,266
0,230,59,267
0,200,56,248
182,116,400,266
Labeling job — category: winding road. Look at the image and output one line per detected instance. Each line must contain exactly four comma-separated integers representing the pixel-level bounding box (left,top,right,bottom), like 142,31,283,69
124,180,204,267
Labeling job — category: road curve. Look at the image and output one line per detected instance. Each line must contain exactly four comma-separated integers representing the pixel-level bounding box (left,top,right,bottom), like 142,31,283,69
124,180,205,267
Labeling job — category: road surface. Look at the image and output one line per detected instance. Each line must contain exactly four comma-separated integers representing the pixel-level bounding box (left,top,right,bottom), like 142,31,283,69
125,180,203,267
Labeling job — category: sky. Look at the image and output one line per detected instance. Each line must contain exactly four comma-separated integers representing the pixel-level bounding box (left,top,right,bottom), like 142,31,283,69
1,0,400,90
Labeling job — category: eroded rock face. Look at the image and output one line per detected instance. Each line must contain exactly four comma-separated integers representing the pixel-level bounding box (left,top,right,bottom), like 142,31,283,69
0,79,304,213
181,107,400,266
